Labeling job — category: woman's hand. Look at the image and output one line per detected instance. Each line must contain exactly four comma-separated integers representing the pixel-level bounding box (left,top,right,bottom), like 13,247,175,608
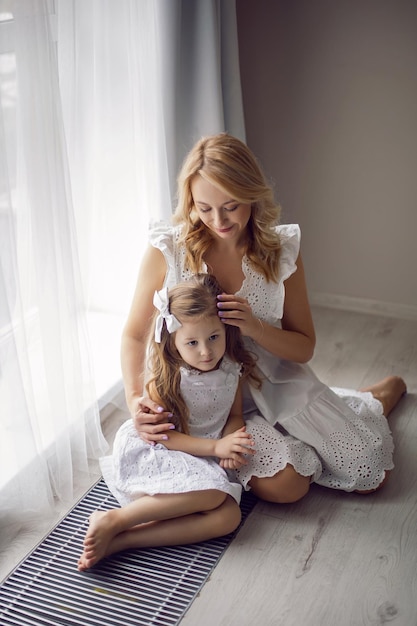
216,255,316,363
217,293,263,341
214,426,255,469
131,395,175,444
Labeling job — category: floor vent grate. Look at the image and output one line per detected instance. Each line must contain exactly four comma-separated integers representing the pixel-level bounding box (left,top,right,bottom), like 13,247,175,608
0,478,257,625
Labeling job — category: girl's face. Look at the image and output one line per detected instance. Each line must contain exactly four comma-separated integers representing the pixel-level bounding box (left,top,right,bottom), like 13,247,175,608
191,175,251,243
174,315,226,372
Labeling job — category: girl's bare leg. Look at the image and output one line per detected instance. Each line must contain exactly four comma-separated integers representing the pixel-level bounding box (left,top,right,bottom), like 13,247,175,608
360,375,407,417
77,491,240,571
249,464,311,504
95,494,241,559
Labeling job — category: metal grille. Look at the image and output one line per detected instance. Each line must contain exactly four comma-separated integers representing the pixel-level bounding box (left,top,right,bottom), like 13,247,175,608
0,479,257,626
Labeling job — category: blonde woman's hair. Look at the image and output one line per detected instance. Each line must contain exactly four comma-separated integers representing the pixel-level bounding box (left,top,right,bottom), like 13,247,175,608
146,274,262,435
174,133,282,281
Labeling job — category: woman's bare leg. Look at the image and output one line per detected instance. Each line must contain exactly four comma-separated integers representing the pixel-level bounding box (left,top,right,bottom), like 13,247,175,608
249,464,311,504
77,491,240,571
360,375,407,417
354,376,406,494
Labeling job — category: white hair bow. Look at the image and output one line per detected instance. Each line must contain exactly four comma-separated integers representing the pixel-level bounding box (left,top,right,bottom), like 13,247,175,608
153,287,182,343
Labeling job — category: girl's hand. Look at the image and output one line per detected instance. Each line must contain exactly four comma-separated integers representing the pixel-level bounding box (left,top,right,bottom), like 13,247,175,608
217,293,263,341
219,456,248,470
214,426,255,464
131,395,175,444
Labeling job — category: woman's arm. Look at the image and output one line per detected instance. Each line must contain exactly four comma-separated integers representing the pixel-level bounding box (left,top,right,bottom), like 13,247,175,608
217,254,316,363
121,244,173,437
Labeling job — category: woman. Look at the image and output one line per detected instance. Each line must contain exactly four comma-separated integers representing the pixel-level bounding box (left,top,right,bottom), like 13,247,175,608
121,132,406,502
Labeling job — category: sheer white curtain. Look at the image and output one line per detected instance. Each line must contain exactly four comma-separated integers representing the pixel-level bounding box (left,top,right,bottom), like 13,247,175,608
0,0,108,540
0,0,244,545
57,0,245,316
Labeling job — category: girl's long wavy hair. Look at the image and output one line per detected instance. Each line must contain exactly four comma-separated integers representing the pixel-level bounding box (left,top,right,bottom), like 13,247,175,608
145,274,262,435
173,133,282,282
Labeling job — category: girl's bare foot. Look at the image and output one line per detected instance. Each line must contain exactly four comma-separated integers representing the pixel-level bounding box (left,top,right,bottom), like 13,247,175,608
77,510,120,571
360,376,407,417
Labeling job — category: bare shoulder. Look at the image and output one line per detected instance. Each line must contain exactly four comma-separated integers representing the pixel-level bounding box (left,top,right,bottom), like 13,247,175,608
284,253,308,297
135,244,167,295
139,244,167,278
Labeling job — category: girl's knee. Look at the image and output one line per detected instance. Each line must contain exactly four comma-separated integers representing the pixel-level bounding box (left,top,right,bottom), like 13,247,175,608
203,490,230,511
250,465,310,504
204,496,241,536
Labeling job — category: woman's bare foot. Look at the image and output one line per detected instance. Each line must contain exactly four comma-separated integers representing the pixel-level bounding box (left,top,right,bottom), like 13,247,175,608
77,510,120,571
360,376,407,417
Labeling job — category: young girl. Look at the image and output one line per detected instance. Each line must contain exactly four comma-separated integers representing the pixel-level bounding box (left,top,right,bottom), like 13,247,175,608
78,274,321,570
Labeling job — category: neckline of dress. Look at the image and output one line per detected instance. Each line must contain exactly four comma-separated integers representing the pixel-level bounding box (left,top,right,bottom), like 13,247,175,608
201,256,249,297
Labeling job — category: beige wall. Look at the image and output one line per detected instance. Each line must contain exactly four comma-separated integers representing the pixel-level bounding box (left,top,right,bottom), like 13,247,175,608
237,0,417,316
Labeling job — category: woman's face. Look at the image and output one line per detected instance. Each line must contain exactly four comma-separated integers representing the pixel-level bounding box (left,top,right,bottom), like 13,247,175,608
190,175,251,244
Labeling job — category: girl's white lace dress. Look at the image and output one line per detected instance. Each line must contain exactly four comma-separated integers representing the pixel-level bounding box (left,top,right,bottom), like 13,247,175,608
149,221,394,492
101,355,320,506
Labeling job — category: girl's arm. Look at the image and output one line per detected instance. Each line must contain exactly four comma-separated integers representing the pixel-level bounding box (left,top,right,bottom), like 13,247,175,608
162,383,254,464
160,428,253,461
220,380,245,436
218,381,254,469
217,253,316,363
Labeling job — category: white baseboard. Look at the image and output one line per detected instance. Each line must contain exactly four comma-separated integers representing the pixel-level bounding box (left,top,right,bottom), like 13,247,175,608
309,292,417,322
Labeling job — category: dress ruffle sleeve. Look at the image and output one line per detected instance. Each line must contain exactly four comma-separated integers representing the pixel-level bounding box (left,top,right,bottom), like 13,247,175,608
148,220,183,288
148,219,174,262
276,223,301,284
242,224,301,325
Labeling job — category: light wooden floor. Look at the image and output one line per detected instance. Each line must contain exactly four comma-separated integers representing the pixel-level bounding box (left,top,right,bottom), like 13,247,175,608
2,306,417,625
